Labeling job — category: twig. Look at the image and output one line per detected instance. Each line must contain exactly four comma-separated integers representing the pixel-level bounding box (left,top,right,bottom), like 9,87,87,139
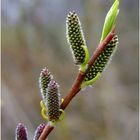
38,26,116,140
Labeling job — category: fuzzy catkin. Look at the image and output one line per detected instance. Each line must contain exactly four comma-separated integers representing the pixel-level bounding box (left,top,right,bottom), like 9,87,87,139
15,123,28,140
46,80,61,122
39,67,53,105
33,123,45,140
84,35,118,81
66,11,87,65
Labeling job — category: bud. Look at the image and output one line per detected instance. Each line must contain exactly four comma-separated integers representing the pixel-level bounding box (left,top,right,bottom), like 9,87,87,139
82,35,118,88
66,11,89,69
33,123,45,140
15,123,28,140
46,80,61,122
39,67,53,105
100,0,119,42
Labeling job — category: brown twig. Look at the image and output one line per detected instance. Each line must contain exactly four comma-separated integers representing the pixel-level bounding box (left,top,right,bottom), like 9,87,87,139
38,26,116,140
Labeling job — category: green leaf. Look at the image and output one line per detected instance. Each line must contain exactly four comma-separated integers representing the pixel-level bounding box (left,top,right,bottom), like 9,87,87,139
100,0,119,42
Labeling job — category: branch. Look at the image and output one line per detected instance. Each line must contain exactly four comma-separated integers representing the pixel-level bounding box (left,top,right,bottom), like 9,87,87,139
38,26,116,140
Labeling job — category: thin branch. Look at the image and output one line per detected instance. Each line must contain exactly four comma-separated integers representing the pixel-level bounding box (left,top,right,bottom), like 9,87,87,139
38,26,116,140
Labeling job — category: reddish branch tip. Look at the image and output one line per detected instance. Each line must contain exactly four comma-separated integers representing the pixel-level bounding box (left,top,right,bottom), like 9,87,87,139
38,26,116,140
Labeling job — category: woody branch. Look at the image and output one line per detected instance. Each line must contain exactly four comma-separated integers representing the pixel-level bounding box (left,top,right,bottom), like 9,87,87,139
38,26,116,140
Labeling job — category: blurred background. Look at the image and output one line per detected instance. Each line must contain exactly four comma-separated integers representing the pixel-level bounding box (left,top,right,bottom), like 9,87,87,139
1,0,139,140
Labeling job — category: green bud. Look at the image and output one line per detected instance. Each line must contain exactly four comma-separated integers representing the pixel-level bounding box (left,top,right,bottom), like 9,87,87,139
81,35,118,88
66,11,89,71
100,0,119,42
46,80,61,122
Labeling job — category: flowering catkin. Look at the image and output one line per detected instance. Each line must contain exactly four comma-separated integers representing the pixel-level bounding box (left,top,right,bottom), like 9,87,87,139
84,35,118,83
66,11,89,66
33,123,45,140
39,67,53,105
15,123,28,140
46,80,61,122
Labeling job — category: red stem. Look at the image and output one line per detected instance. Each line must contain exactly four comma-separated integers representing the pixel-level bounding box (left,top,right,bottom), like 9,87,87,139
38,26,116,140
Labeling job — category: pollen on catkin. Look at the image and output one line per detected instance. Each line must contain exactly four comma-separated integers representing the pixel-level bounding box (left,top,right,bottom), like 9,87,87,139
84,35,118,83
66,11,89,66
15,123,28,140
33,123,45,140
46,80,61,122
39,67,53,106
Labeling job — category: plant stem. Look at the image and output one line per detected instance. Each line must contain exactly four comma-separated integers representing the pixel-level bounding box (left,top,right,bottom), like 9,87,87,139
38,26,116,140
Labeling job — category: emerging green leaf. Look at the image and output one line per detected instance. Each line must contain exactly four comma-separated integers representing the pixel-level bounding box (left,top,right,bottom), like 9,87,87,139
100,0,119,42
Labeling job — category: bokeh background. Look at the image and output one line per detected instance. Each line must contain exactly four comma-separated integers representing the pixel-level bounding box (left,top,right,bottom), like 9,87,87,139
2,0,139,140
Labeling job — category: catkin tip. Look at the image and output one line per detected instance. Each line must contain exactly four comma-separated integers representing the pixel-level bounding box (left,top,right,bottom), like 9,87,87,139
15,123,28,140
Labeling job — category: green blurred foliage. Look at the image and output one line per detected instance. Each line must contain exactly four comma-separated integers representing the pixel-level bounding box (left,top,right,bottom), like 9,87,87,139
2,0,138,140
